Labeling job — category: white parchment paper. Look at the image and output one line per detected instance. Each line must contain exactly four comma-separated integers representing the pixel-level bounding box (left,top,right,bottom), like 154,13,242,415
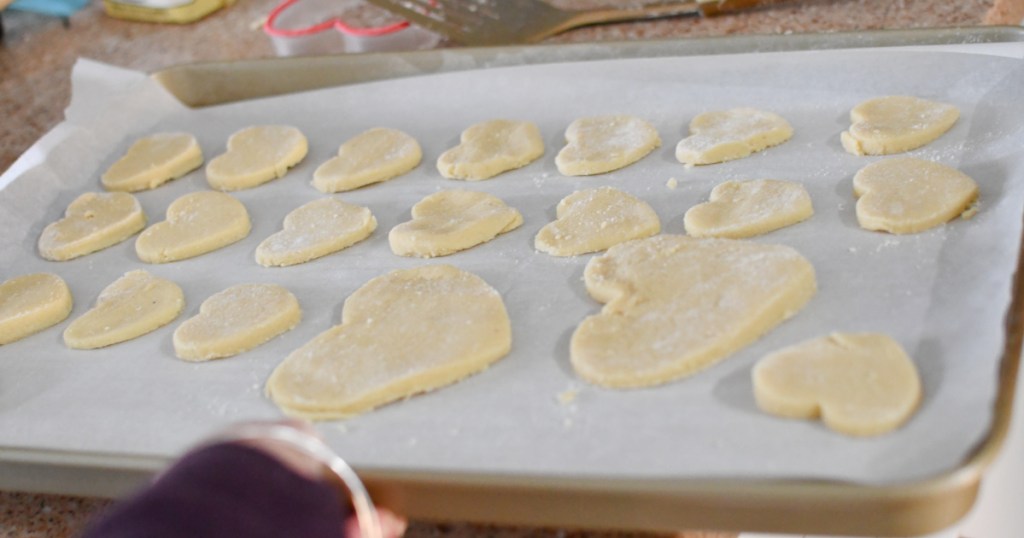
2,49,1024,486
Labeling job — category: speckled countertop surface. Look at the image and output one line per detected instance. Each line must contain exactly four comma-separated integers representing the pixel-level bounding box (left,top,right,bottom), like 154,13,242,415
1,0,1023,536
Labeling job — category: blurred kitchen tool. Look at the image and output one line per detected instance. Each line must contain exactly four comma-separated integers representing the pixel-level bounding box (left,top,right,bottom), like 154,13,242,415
103,0,234,23
363,0,763,45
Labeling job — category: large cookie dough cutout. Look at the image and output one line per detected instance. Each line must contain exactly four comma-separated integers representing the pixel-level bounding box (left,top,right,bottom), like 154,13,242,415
572,235,816,388
437,119,544,180
64,270,184,350
841,96,959,156
0,273,73,345
684,179,813,239
535,187,660,256
257,198,377,267
38,192,147,261
267,265,512,419
555,115,661,176
675,108,793,166
854,157,978,234
313,128,422,193
174,284,301,361
102,133,204,192
206,126,308,191
136,191,251,263
752,332,921,436
389,190,522,257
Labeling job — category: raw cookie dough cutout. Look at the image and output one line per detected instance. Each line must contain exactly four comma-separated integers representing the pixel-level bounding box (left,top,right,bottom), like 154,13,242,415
841,96,959,156
854,157,978,234
136,191,251,263
206,126,308,190
313,128,422,193
572,235,816,388
675,108,793,166
173,283,301,361
684,179,813,239
437,119,544,180
102,132,203,192
64,270,184,350
535,187,660,256
257,198,376,267
38,192,147,261
555,115,661,176
266,265,512,419
389,190,522,257
0,273,73,345
752,332,921,436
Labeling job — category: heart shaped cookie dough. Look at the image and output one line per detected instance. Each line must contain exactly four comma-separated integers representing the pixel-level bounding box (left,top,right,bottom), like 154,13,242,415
313,128,422,193
38,192,147,261
841,96,958,156
555,115,661,176
389,190,522,257
102,132,204,192
572,235,816,388
136,191,251,263
206,126,308,191
684,179,813,239
174,283,301,361
752,332,921,436
535,187,660,256
437,119,544,180
256,198,377,267
854,157,978,234
64,270,184,350
0,273,73,345
267,265,511,419
675,108,793,166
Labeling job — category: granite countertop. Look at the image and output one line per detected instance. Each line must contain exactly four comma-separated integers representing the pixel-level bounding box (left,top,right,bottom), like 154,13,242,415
1,0,1022,536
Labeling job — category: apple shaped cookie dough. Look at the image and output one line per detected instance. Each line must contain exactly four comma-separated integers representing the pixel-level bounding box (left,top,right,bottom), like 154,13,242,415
535,187,660,256
854,157,978,234
267,265,512,419
389,190,522,257
555,115,661,176
752,332,921,436
102,132,203,192
841,96,959,156
206,126,308,191
257,198,376,267
572,235,816,388
684,179,813,239
0,273,73,345
136,191,251,263
675,108,793,166
64,270,184,350
437,119,544,180
313,128,422,193
173,284,301,361
38,192,147,261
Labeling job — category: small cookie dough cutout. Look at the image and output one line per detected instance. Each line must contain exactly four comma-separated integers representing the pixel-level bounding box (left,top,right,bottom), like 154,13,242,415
752,332,921,436
0,273,73,345
256,198,377,267
389,190,522,258
854,157,978,234
173,283,301,361
572,235,816,388
266,265,512,420
64,270,184,350
102,132,204,192
684,179,813,239
555,115,661,176
38,192,147,261
535,187,660,256
136,191,251,263
841,96,959,156
675,108,793,166
313,128,422,193
437,119,544,180
206,125,308,191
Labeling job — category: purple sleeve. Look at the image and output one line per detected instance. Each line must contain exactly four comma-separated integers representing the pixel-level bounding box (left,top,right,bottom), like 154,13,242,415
81,443,348,538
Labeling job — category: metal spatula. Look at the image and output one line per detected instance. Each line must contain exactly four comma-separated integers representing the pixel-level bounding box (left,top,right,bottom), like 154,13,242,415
363,0,763,46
